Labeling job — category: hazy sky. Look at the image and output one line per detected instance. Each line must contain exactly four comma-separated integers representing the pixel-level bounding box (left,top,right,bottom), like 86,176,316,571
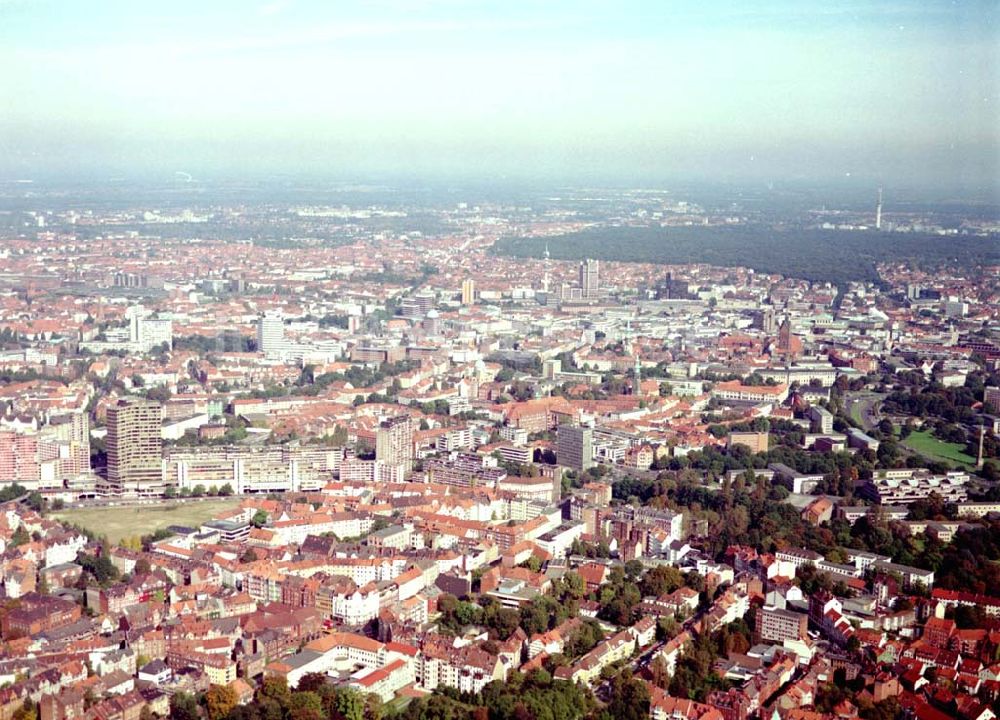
1,0,997,192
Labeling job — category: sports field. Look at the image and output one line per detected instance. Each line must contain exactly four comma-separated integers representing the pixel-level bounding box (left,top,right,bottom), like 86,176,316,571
902,430,975,468
53,498,244,544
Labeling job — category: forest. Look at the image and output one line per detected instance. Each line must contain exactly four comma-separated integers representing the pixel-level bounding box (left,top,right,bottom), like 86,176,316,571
493,226,999,285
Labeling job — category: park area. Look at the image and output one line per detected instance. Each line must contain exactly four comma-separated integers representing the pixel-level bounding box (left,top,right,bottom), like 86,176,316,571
52,498,244,544
901,430,976,468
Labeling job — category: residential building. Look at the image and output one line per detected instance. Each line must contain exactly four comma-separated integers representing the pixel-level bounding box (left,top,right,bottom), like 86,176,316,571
376,415,413,479
106,398,164,497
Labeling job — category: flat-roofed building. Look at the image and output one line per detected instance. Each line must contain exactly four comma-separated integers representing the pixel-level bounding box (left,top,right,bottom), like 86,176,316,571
769,463,824,494
728,431,769,454
200,520,250,544
756,605,808,643
106,398,164,497
711,380,789,406
376,415,413,479
860,469,969,505
557,425,593,471
498,475,558,504
808,405,834,434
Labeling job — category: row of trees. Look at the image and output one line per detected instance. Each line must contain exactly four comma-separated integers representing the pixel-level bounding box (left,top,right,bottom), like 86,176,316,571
390,670,594,720
171,674,379,720
164,483,235,498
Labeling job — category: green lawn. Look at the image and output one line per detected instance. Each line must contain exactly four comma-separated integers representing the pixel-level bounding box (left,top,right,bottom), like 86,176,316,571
383,696,415,714
848,401,866,427
53,498,244,544
902,430,975,468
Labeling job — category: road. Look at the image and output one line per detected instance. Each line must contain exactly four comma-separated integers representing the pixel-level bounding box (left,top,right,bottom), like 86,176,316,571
844,391,884,431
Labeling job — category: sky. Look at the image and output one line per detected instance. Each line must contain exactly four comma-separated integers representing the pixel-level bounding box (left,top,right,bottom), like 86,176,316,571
0,0,997,194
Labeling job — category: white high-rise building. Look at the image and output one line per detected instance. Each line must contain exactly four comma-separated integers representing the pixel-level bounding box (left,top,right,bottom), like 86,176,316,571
126,306,172,353
257,312,288,357
580,259,599,299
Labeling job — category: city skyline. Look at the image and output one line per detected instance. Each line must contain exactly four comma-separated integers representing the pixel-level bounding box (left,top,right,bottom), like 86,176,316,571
0,2,998,717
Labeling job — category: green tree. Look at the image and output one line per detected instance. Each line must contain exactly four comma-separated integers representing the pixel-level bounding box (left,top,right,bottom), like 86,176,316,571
169,692,199,720
11,526,29,547
0,483,27,502
521,555,543,573
77,549,120,586
650,655,671,689
565,619,605,657
624,559,644,581
24,492,45,514
334,688,365,720
258,676,290,707
560,571,586,600
295,673,328,694
640,565,684,597
519,598,552,635
606,670,650,720
287,691,324,720
481,601,521,640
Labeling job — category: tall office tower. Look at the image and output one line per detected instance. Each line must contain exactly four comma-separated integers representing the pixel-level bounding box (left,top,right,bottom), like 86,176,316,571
542,243,551,293
257,312,286,357
557,425,594,471
107,398,164,496
875,187,883,230
580,259,599,298
400,293,436,318
375,415,413,479
461,279,476,306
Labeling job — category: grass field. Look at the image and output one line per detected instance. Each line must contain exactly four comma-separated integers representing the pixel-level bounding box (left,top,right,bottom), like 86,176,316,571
53,498,244,544
383,696,415,714
902,430,975,468
848,400,867,428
